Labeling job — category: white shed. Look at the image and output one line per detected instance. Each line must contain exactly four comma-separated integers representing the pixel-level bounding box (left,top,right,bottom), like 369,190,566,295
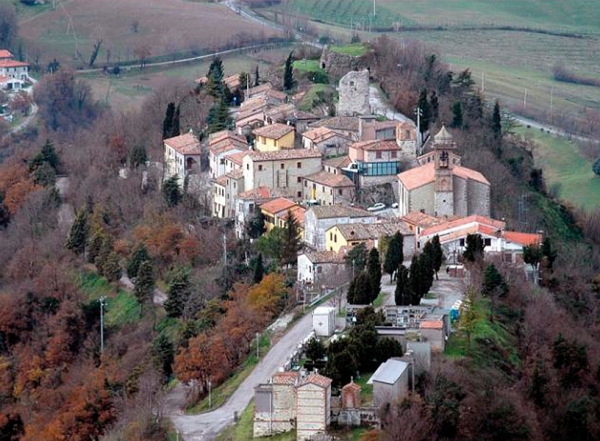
312,306,336,337
368,359,409,406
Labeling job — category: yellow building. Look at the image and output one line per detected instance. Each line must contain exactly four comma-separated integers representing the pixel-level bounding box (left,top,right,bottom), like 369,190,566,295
325,221,415,255
253,123,295,152
259,197,305,239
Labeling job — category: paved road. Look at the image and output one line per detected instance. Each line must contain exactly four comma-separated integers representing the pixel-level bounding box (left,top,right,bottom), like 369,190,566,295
511,114,597,144
369,86,413,124
167,311,314,441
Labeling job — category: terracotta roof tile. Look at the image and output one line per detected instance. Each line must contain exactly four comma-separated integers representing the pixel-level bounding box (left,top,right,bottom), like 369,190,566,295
342,381,362,391
0,60,28,68
420,320,444,329
310,116,360,132
253,123,294,139
260,197,297,215
300,373,332,388
213,175,228,186
248,149,322,162
398,162,436,190
224,151,249,166
308,205,373,219
304,171,355,188
303,250,344,264
281,205,306,225
265,88,287,101
0,50,13,59
503,231,543,246
273,371,300,385
401,211,441,229
333,221,413,241
421,215,505,237
164,133,201,155
351,140,401,152
324,156,352,169
224,75,241,89
226,169,244,179
453,165,490,185
302,126,336,143
238,186,272,200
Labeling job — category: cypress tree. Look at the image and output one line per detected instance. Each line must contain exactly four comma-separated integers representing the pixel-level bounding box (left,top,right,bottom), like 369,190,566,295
431,235,443,280
451,101,463,129
347,272,371,305
95,235,113,276
103,252,122,283
162,102,175,139
367,248,382,303
482,264,507,297
151,333,175,380
254,64,260,86
135,260,156,314
417,88,431,133
163,176,183,207
281,209,302,267
253,253,265,284
127,244,150,279
394,264,411,306
463,233,485,263
492,100,502,138
129,144,148,169
593,157,600,176
66,210,89,255
163,267,192,318
246,210,266,239
283,51,296,92
383,232,404,282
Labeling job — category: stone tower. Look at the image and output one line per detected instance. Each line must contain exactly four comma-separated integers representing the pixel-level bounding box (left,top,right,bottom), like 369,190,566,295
337,69,370,116
433,125,457,217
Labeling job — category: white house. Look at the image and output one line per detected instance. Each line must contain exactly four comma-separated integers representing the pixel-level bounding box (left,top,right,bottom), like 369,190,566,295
304,205,376,251
163,132,202,188
297,250,347,286
208,130,248,178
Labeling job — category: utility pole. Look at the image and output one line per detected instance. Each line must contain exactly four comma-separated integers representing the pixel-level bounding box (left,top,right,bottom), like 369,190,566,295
256,332,260,361
223,230,227,269
373,0,376,16
523,88,528,108
481,71,485,93
208,379,212,409
415,107,423,154
99,296,106,354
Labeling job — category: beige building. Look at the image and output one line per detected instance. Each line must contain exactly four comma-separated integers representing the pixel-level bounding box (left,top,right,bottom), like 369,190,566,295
325,220,415,256
302,126,352,157
302,171,355,205
208,130,248,178
304,205,376,250
243,149,322,200
0,50,29,85
397,126,491,218
253,123,295,152
296,374,332,441
368,359,409,407
254,372,300,438
163,132,202,188
235,96,267,136
212,170,244,218
337,69,370,116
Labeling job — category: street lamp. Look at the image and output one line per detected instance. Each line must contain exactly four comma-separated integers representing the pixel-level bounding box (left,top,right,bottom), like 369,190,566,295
99,296,106,354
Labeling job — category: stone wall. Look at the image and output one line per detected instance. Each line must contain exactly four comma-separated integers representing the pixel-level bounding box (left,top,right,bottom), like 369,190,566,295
319,47,368,81
467,180,491,217
453,176,468,217
337,70,371,117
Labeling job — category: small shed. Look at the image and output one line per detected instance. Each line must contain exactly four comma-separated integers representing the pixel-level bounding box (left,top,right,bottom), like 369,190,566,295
313,306,336,337
368,359,409,407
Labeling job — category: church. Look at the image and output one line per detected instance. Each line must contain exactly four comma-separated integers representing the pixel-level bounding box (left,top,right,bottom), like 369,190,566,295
397,126,490,218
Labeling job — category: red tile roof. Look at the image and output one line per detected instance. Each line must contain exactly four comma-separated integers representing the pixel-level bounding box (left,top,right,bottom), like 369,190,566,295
272,371,300,385
238,186,272,200
324,155,352,169
164,133,201,155
224,151,249,166
281,205,306,225
213,175,228,186
401,211,441,229
0,60,29,68
421,215,505,237
503,231,543,246
398,162,435,190
453,165,490,185
342,381,362,391
304,171,355,188
0,50,13,59
253,123,294,139
260,197,297,215
300,373,333,388
351,140,400,152
420,320,444,329
303,250,344,264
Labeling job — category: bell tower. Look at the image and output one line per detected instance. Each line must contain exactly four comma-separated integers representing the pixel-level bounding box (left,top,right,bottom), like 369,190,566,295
433,125,456,217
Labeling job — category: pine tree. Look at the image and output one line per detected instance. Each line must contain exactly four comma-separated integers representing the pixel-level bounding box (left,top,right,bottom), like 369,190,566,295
281,209,302,267
207,56,225,98
163,176,182,207
95,235,113,276
103,252,122,283
129,144,147,169
367,248,382,303
66,210,89,255
463,233,485,263
127,244,150,279
431,235,443,280
482,264,507,297
451,101,463,128
253,253,265,284
344,243,368,274
430,91,439,121
134,261,156,314
207,97,232,134
151,333,175,380
347,272,371,305
254,64,260,86
39,139,60,171
593,157,600,176
87,230,105,264
395,264,411,305
283,51,296,92
163,267,192,318
492,100,502,138
383,232,404,282
172,104,181,137
246,210,266,239
417,88,431,133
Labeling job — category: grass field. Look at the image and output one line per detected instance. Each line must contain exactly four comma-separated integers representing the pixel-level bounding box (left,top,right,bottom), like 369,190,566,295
514,126,600,212
15,0,279,68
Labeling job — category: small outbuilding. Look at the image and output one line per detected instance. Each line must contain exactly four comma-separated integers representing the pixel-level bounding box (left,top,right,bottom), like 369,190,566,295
313,306,336,337
368,359,409,407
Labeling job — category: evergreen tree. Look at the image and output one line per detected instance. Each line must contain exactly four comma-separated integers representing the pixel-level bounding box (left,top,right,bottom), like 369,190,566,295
281,209,302,267
254,64,260,86
305,337,326,362
103,252,122,283
95,235,113,276
374,337,403,365
541,237,557,269
347,272,371,305
430,91,439,121
462,233,485,263
283,51,296,92
151,333,175,380
134,260,156,314
523,244,543,268
367,248,382,303
162,176,182,207
593,157,600,176
30,139,60,172
87,230,105,264
451,101,463,128
127,244,150,279
492,100,502,138
344,242,368,274
245,210,266,239
163,267,192,318
417,88,431,133
206,97,232,134
129,144,147,169
394,264,411,305
253,253,265,284
482,264,508,297
162,102,176,139
172,104,181,137
0,200,9,229
383,232,404,282
207,56,225,98
431,235,443,280
66,210,89,255
32,161,56,187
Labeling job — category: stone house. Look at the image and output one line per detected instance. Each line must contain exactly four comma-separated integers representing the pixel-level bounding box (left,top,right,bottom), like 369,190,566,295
297,250,347,286
253,123,295,152
337,69,370,117
397,126,491,218
264,103,296,125
254,371,300,438
163,132,202,188
348,139,404,186
309,116,361,141
296,374,332,441
207,130,248,178
302,126,352,157
323,156,352,175
235,96,267,136
243,149,323,200
244,83,273,100
368,359,410,407
234,186,273,239
302,171,355,206
358,118,396,141
325,220,415,257
304,205,376,251
401,211,442,238
222,150,249,175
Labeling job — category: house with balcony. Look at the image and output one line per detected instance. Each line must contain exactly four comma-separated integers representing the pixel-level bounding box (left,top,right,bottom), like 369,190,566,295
163,132,202,188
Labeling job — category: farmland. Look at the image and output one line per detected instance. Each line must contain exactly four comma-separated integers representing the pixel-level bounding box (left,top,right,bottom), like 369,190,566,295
15,0,280,68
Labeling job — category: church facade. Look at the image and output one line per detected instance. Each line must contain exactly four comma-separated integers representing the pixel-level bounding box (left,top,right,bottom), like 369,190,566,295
397,126,490,218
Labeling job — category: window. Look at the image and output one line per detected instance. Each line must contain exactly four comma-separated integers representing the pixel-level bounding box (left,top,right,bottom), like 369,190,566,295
322,186,325,192
304,180,307,187
297,177,302,183
297,191,302,198
330,232,333,240
376,151,382,159
459,238,465,247
258,164,263,171
484,238,491,247
391,151,397,158
297,162,302,169
330,189,333,195
349,81,354,86
317,266,322,274
281,163,285,169
338,189,343,196
246,164,249,170
334,234,337,243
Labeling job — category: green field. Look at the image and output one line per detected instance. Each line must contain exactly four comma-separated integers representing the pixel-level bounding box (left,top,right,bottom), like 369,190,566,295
514,126,600,212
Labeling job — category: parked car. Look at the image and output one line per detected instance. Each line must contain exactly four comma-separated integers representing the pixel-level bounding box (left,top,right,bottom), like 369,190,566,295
391,202,399,208
367,202,386,212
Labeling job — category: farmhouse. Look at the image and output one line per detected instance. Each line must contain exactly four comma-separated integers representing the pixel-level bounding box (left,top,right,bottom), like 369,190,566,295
0,50,29,90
